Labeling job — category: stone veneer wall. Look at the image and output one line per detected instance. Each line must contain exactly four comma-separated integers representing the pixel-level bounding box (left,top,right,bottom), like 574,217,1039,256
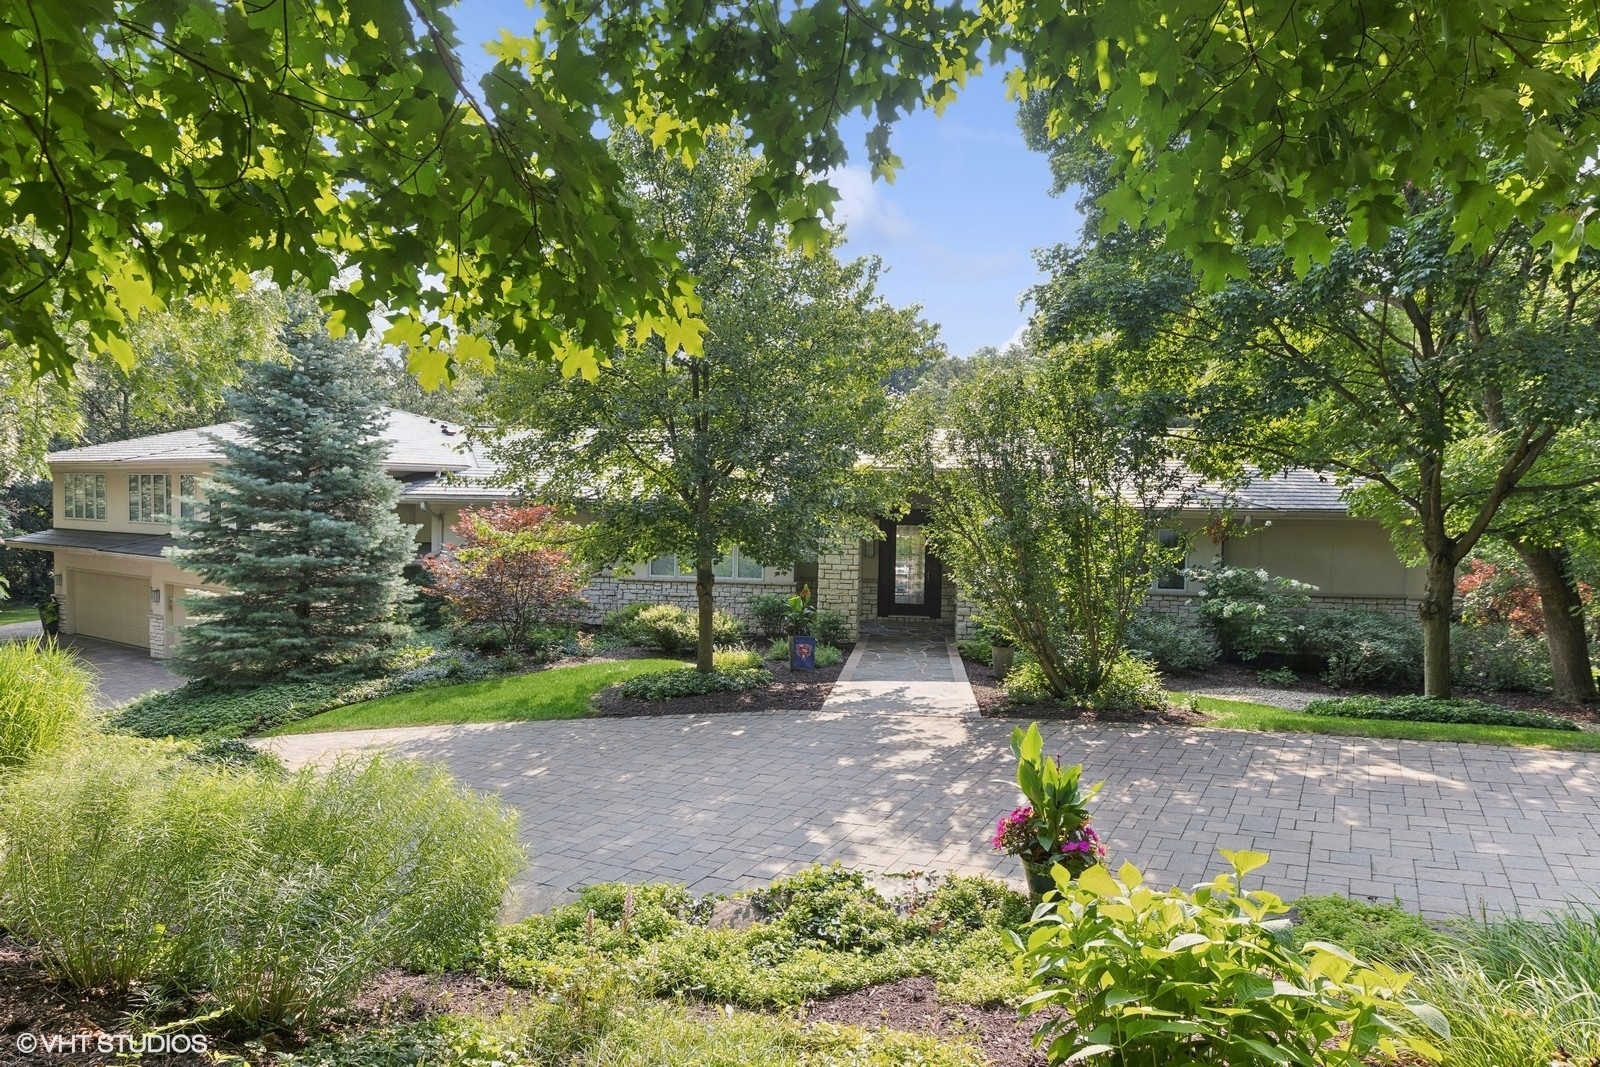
578,570,798,628
814,537,862,640
1144,592,1421,617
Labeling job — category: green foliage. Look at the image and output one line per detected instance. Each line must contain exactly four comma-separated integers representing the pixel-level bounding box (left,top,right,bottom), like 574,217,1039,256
711,646,764,671
0,744,520,1025
813,608,849,647
1188,562,1316,660
0,481,53,602
619,603,744,654
1125,610,1219,671
1407,908,1600,1067
172,307,413,683
482,866,1030,1013
1257,667,1299,687
1301,695,1579,732
923,347,1187,702
747,593,790,639
1013,852,1449,1065
1003,654,1163,712
784,584,817,636
813,643,844,668
766,636,790,661
602,602,654,637
1290,896,1443,966
617,665,772,701
1000,724,1104,872
1451,623,1553,693
115,679,349,739
956,637,992,666
1302,609,1425,689
0,642,92,768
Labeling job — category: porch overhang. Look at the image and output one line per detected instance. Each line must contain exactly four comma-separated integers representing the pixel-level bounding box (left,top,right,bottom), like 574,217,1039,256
2,528,176,559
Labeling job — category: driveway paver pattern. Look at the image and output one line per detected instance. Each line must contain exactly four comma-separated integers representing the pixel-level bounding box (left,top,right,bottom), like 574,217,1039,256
263,712,1600,919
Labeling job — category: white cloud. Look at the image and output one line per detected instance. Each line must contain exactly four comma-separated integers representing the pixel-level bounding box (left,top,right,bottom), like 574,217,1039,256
1001,322,1028,351
828,165,917,244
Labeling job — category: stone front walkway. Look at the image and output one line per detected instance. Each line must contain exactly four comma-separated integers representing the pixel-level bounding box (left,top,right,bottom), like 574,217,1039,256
263,712,1600,919
822,620,978,716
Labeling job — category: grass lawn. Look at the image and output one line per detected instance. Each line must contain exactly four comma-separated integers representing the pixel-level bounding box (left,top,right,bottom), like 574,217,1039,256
269,657,683,734
0,603,37,626
1177,692,1600,752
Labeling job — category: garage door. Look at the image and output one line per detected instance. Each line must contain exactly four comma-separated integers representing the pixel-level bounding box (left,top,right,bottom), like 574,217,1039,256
70,572,150,648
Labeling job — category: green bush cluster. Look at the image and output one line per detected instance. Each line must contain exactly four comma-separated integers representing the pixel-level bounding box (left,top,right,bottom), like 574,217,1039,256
0,641,92,767
0,742,521,1027
812,609,849,647
747,593,790,639
1002,652,1164,711
1290,895,1444,965
711,645,764,671
1125,610,1219,671
956,637,992,666
605,603,746,653
617,665,772,700
1450,622,1552,693
482,867,1030,1011
764,638,845,666
115,678,350,738
1301,695,1579,731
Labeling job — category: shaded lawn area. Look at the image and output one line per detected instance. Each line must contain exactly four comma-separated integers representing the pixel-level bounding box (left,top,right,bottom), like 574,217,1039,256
0,603,37,626
1178,692,1600,753
269,658,684,734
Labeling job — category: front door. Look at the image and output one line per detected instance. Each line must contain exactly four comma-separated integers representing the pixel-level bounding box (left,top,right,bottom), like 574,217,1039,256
877,515,942,618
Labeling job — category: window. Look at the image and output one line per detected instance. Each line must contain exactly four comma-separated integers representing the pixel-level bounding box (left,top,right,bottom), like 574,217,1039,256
63,474,106,520
1153,529,1186,590
128,474,172,524
179,474,199,520
648,549,765,580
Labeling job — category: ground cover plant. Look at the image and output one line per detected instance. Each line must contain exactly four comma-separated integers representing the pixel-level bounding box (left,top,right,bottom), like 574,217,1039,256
616,664,772,701
1289,895,1445,965
1178,693,1600,752
0,640,92,766
1302,695,1579,732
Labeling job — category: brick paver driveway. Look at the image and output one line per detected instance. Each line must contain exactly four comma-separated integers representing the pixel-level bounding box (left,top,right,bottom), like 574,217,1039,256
264,712,1600,919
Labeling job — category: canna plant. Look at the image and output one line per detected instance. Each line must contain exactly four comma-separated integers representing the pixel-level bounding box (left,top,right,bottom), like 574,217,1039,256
994,724,1107,892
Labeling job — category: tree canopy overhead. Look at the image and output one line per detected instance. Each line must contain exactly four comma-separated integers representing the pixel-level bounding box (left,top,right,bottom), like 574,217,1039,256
8,0,1597,380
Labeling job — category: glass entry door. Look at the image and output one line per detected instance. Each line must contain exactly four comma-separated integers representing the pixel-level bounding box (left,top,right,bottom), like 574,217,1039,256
877,516,941,617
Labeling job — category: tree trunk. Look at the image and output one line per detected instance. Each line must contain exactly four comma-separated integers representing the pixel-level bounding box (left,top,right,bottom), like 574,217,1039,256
1419,552,1456,698
694,560,716,673
1511,541,1597,703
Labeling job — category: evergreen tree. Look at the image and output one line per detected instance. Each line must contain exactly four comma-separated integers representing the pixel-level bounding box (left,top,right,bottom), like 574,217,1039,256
173,310,414,683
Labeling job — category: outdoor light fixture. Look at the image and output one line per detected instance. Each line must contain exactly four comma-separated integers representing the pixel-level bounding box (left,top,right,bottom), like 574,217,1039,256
150,588,161,605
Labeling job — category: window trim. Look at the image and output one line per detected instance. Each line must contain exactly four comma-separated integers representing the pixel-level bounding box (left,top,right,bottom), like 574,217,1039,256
179,474,199,521
641,548,769,582
128,473,173,525
1152,529,1187,591
62,473,108,522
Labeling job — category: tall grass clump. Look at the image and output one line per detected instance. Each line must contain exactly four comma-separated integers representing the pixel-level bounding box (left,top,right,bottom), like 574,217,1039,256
0,641,93,767
0,744,523,1027
1408,908,1600,1066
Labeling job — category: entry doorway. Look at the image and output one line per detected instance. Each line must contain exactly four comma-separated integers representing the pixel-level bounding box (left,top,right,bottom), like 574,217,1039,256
877,514,942,618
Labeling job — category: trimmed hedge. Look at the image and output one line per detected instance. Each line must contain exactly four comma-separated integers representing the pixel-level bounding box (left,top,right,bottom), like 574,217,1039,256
618,666,772,701
1301,695,1579,732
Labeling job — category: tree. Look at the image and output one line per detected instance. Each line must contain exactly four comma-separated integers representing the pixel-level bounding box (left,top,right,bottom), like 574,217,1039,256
482,131,937,672
11,2,1597,380
920,345,1188,702
0,480,52,604
1032,198,1600,699
172,308,414,683
422,505,587,651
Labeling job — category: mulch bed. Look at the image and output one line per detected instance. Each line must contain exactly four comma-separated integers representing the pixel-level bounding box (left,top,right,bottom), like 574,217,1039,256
589,660,846,717
803,976,1046,1066
1180,661,1600,726
964,659,1209,726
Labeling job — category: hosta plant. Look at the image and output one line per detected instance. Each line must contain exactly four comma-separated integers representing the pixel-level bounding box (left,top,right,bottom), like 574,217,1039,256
1011,850,1449,1066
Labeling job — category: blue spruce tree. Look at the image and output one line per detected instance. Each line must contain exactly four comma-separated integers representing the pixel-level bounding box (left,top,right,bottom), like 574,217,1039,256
173,309,413,682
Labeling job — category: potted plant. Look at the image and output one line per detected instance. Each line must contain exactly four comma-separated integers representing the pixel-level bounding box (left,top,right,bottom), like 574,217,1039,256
989,629,1017,679
992,723,1106,898
37,596,60,637
785,584,817,670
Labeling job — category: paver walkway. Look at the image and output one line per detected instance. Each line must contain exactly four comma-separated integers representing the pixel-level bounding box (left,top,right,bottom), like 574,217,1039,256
263,712,1600,919
3,631,183,709
822,620,978,716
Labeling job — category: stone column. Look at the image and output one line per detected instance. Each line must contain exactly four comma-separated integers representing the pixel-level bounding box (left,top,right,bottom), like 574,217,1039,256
814,536,862,641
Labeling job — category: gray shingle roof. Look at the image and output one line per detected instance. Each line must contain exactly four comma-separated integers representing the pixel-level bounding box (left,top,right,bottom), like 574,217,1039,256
3,528,175,557
1190,467,1350,512
46,409,510,500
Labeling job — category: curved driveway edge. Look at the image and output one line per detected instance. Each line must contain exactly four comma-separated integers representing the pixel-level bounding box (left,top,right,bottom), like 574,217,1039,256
261,713,1600,919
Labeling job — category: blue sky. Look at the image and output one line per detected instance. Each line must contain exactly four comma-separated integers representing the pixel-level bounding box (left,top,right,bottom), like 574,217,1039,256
448,2,1085,358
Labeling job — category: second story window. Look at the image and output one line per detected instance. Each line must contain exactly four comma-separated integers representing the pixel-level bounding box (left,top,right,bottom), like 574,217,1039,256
63,473,106,520
129,474,172,524
179,474,199,521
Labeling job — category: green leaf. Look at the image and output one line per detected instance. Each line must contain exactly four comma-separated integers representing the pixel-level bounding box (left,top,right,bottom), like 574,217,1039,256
1063,1045,1116,1064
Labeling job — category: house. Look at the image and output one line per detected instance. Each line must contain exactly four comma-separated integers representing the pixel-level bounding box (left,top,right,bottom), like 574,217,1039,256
6,413,1425,657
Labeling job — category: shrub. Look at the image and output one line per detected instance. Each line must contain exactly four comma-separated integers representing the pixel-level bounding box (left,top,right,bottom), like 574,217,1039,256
602,602,654,639
1187,561,1316,659
1001,654,1162,711
814,643,844,667
627,604,744,653
1451,623,1552,693
1000,657,1051,703
1125,610,1219,671
956,637,992,665
747,593,790,639
813,609,849,648
1290,895,1443,965
750,863,902,952
114,678,349,738
1298,607,1424,688
0,641,92,768
1257,666,1298,686
1012,851,1448,1065
766,636,790,660
712,646,764,671
617,665,772,700
1301,694,1578,731
0,744,521,1025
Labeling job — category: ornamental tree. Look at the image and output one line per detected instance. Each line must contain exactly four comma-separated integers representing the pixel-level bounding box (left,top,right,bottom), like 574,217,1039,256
422,505,587,651
482,130,937,672
172,305,414,683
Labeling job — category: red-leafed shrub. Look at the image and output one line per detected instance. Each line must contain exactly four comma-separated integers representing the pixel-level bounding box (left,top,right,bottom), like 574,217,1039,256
422,506,587,651
1458,559,1548,636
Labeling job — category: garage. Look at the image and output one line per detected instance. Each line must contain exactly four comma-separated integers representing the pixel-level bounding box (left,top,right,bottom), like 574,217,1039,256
69,571,151,648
